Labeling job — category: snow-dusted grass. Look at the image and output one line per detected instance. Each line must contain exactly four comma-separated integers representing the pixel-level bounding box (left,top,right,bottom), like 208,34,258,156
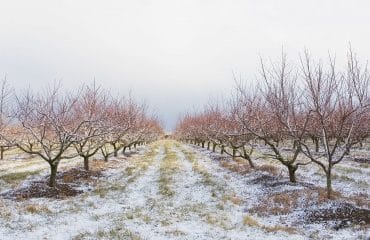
192,144,370,240
0,140,369,239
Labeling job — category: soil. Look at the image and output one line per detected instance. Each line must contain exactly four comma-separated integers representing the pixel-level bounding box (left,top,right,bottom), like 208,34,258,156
306,202,370,230
1,181,83,200
1,168,102,200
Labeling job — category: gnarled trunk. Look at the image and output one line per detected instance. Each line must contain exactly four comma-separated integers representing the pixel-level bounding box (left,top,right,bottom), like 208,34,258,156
212,143,216,152
122,146,127,154
83,156,89,171
243,148,254,168
232,148,236,158
287,165,297,183
112,143,118,157
48,161,59,188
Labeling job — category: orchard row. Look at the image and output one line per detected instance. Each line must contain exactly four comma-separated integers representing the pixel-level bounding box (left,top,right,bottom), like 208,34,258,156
175,48,370,199
0,82,163,187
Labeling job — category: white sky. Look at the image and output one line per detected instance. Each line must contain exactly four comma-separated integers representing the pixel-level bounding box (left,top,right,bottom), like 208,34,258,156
1,0,370,131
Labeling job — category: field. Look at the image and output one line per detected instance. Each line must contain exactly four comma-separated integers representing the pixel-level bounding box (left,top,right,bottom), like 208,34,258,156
0,140,368,240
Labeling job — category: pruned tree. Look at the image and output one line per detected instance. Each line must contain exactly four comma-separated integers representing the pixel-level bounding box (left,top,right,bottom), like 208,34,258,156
299,48,370,198
13,85,90,187
0,77,14,160
72,83,110,170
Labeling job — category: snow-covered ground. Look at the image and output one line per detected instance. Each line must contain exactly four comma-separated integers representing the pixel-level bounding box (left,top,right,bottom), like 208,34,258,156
0,140,369,239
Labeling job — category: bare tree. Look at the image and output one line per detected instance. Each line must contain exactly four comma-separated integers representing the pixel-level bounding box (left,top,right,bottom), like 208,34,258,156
13,85,90,187
0,77,14,159
233,54,311,183
299,48,370,198
72,83,110,170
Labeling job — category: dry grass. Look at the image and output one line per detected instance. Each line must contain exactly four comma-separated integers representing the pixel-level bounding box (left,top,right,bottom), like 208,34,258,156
222,194,243,205
346,192,370,208
219,148,280,177
250,187,344,216
250,191,299,216
203,213,232,229
24,204,52,214
243,215,260,227
0,199,12,219
0,170,42,184
257,164,279,175
220,159,252,175
264,225,298,234
307,187,342,204
89,159,112,170
243,215,298,234
165,229,186,237
158,142,179,197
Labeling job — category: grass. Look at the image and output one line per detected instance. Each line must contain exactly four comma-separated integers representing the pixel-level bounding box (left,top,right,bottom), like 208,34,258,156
250,187,344,217
123,207,151,222
359,163,369,168
24,204,52,214
257,164,280,175
182,145,244,210
0,170,42,184
243,215,260,227
182,147,216,186
158,142,179,197
332,173,356,182
203,212,232,230
222,194,243,205
165,229,186,237
75,228,142,240
91,143,161,198
220,158,252,174
243,215,298,234
250,191,299,216
336,165,363,174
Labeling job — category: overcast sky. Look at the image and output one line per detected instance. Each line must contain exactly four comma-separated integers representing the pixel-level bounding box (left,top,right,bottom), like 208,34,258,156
1,0,370,131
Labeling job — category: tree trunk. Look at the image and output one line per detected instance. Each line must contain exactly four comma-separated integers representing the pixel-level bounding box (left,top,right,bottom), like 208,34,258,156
113,144,118,157
207,142,210,150
243,148,254,168
201,141,205,148
212,143,216,152
232,148,236,158
49,162,59,188
83,156,89,171
326,169,332,199
0,146,4,160
344,148,350,155
122,146,127,154
221,145,224,155
104,155,109,162
287,165,297,183
246,155,254,168
314,138,319,152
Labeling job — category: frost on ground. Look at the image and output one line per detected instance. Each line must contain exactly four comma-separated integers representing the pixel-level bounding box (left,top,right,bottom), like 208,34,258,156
0,140,369,240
